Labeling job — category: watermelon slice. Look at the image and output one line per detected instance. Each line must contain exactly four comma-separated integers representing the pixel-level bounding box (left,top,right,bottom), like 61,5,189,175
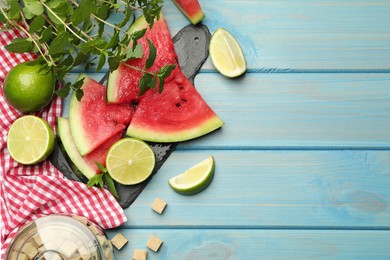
107,13,179,104
57,117,123,179
69,74,134,155
108,13,223,143
126,69,223,142
172,0,205,25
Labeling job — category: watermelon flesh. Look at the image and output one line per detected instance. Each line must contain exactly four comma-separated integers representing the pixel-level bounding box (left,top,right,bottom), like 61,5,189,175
57,117,123,178
108,13,223,143
69,75,134,155
107,13,178,104
126,69,223,142
172,0,205,25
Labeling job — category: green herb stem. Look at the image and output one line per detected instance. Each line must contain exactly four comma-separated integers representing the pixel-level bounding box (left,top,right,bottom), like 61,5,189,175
40,1,89,44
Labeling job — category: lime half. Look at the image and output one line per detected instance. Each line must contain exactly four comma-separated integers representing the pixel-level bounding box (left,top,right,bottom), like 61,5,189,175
209,28,246,78
7,115,55,165
106,138,155,185
168,156,215,195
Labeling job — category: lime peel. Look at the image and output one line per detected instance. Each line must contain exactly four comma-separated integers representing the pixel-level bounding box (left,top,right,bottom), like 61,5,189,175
168,156,215,195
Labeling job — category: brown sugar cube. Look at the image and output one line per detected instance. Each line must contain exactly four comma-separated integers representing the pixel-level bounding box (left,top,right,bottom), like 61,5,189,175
111,233,128,250
146,235,163,252
133,249,148,260
21,241,38,259
151,198,167,214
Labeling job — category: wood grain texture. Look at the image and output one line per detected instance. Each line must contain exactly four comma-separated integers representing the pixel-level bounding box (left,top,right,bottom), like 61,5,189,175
166,0,390,72
63,72,390,149
118,150,390,228
57,1,390,259
106,229,390,260
72,0,390,73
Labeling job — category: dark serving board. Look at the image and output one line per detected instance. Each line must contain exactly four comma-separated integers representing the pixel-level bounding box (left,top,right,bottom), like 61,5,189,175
50,24,212,208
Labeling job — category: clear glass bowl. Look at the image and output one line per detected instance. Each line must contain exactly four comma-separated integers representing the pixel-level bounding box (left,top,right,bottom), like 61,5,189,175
5,215,114,260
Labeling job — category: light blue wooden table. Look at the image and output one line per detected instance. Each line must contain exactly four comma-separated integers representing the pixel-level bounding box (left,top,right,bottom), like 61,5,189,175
64,0,390,259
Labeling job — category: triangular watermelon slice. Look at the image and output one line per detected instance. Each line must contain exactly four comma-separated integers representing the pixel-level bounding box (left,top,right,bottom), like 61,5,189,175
126,69,223,142
108,13,223,143
57,117,123,178
69,75,134,155
107,13,179,104
172,0,205,25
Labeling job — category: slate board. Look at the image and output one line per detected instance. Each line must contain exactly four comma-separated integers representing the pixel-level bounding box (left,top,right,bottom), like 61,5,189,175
50,24,211,209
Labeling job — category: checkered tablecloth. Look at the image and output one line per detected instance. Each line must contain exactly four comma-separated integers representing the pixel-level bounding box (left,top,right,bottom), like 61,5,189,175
0,26,127,258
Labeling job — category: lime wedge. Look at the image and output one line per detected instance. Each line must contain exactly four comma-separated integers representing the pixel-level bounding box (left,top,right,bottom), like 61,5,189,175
7,115,55,165
209,28,246,78
168,156,215,195
106,138,155,185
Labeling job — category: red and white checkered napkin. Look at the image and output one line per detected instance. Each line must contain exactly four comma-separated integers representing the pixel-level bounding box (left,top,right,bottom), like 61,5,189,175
0,27,127,258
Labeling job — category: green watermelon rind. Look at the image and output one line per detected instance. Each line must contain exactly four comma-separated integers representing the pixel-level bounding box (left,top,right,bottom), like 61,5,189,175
107,14,153,103
172,0,205,25
126,116,224,143
69,74,91,156
57,117,96,179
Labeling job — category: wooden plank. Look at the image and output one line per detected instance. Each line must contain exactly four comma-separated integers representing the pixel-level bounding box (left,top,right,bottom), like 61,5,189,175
62,72,390,149
121,150,390,228
106,229,390,259
181,73,390,149
165,0,390,71
71,0,390,73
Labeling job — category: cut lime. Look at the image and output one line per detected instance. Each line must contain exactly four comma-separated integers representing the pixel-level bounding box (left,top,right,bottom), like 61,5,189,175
209,28,246,78
7,115,55,165
168,156,215,195
106,138,155,185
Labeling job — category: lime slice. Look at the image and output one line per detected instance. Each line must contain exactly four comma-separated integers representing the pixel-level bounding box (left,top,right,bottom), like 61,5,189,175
209,28,246,78
7,115,55,165
168,156,215,195
106,138,155,185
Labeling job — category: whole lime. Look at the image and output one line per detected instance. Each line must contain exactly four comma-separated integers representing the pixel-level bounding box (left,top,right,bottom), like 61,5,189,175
4,61,55,113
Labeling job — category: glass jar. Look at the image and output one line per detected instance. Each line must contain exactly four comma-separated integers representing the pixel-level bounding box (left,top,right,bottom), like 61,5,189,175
5,215,114,260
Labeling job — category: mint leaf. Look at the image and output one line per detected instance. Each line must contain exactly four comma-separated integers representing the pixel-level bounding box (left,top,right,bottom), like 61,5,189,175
116,3,132,28
5,38,34,53
123,44,143,60
157,64,176,78
29,15,45,34
49,31,69,55
8,0,21,20
56,82,71,98
108,54,123,72
145,39,156,69
90,162,119,200
39,27,53,43
132,29,147,41
96,52,107,72
87,174,104,188
139,73,153,96
23,0,44,19
104,174,119,199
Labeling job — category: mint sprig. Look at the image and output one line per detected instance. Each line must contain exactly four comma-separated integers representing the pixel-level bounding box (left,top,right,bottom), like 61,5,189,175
88,162,119,199
0,0,172,100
